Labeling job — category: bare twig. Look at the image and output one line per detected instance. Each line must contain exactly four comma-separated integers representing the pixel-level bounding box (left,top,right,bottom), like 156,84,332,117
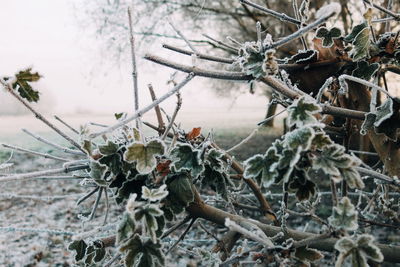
0,79,85,153
161,215,192,239
88,74,195,139
21,128,85,156
1,143,70,162
202,34,239,53
356,166,400,186
363,0,400,21
0,165,89,183
240,0,302,25
54,115,79,134
161,93,182,140
168,20,199,55
163,44,234,64
147,84,165,132
166,217,197,254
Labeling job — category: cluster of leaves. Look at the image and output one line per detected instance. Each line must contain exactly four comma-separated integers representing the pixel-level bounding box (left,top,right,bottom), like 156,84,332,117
3,68,42,102
244,96,364,201
235,34,278,79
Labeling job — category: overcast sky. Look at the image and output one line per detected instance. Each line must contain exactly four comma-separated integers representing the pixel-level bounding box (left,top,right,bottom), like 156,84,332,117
0,0,267,116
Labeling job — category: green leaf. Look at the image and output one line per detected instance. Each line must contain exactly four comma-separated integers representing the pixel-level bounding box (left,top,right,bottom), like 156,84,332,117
285,126,315,151
89,160,109,186
316,27,342,47
124,140,165,174
115,174,147,204
99,153,122,176
11,68,41,102
204,148,225,172
287,96,321,127
288,173,316,201
340,165,365,189
166,172,194,208
98,140,120,155
117,212,136,245
335,234,383,267
344,22,368,43
352,61,379,80
201,165,231,200
81,139,93,156
115,112,127,120
170,144,204,178
243,147,280,188
329,197,358,231
120,235,165,267
135,203,164,243
294,246,324,263
311,132,333,149
312,144,352,177
68,240,87,262
237,41,266,79
142,185,169,202
350,26,371,60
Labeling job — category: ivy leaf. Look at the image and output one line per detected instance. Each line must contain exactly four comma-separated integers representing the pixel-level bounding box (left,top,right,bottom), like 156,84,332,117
68,239,87,262
170,144,204,178
135,203,164,243
287,49,318,64
360,112,377,135
201,165,231,200
89,160,109,186
81,139,93,156
285,126,315,151
11,68,41,102
120,234,165,267
166,172,194,209
278,147,302,183
204,148,225,172
288,173,316,201
352,61,379,80
312,144,352,177
115,174,147,204
287,96,321,127
349,25,370,61
311,132,332,149
335,235,383,267
328,197,358,231
344,22,368,43
316,27,342,47
84,241,106,264
237,41,266,78
98,140,119,156
124,140,165,174
141,185,169,202
340,164,365,189
99,153,122,176
117,212,136,245
294,246,324,263
243,147,280,188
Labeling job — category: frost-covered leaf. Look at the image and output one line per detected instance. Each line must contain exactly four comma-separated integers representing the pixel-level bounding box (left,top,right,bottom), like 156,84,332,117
135,203,164,243
311,132,332,149
329,197,358,231
243,147,280,188
312,144,352,176
115,112,127,120
98,140,119,156
166,172,194,209
124,140,165,174
344,22,370,60
204,148,225,172
114,174,147,204
120,234,165,267
360,112,376,135
287,96,321,127
68,240,87,262
341,163,365,189
117,212,136,245
352,61,379,80
299,0,310,22
288,173,316,201
374,98,394,128
142,185,169,202
201,165,231,200
344,22,368,43
287,49,318,64
237,41,265,78
335,234,383,267
285,126,315,151
186,127,202,140
316,27,342,47
84,241,106,264
294,246,323,263
11,68,41,102
99,153,122,176
170,144,204,178
89,160,109,186
81,139,93,156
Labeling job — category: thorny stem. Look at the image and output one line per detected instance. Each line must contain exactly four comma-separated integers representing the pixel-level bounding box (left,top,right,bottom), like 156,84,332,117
0,79,85,153
88,74,195,139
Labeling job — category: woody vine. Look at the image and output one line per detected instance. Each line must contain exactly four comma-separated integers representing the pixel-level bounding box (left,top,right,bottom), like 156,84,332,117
1,0,400,266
